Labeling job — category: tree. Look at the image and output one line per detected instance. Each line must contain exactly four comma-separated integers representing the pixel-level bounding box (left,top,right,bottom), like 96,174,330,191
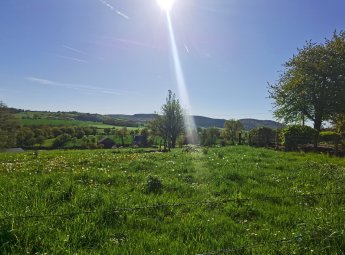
223,119,244,145
150,90,184,150
199,127,220,146
269,31,345,147
0,102,19,148
119,127,128,146
52,134,71,148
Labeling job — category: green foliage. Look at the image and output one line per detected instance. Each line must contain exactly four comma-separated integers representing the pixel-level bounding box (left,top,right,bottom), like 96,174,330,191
199,127,220,146
249,127,276,147
52,134,72,148
223,119,244,144
269,31,345,143
0,102,19,149
319,131,341,144
281,125,317,150
150,90,184,150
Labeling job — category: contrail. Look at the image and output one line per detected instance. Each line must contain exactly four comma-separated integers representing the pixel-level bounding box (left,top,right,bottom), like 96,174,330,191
63,45,86,55
26,77,130,96
97,0,130,20
116,10,129,20
184,43,190,54
98,0,114,10
56,55,88,64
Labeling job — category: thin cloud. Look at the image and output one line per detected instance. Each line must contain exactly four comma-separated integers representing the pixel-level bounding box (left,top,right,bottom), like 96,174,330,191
184,44,190,54
63,45,86,55
98,0,114,10
116,10,129,20
57,55,89,64
26,77,129,96
97,0,130,20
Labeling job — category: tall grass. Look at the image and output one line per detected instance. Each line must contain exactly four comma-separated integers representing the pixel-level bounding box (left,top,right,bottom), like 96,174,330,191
0,147,344,254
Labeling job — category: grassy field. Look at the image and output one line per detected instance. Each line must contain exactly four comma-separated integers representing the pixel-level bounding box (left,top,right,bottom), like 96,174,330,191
19,118,116,128
0,146,344,254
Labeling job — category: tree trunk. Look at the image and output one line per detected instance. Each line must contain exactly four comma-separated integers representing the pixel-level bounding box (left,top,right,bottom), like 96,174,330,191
171,135,176,148
313,118,322,149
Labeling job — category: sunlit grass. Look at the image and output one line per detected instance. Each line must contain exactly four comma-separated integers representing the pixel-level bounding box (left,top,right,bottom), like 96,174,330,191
0,147,344,254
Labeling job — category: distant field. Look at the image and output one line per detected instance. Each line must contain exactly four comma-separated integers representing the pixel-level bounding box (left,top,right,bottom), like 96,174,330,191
19,118,113,128
19,118,134,129
0,147,344,254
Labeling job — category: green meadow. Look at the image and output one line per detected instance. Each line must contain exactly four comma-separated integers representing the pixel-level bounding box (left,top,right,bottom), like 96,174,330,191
1,146,344,254
19,118,115,128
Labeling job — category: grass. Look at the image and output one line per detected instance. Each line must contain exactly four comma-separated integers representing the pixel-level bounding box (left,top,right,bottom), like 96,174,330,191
19,118,116,128
0,146,345,254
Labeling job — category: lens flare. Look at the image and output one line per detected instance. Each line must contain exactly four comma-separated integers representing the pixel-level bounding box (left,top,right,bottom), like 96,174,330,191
156,0,175,11
166,13,198,144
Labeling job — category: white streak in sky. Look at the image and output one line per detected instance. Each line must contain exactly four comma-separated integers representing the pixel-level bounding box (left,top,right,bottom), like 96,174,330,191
184,44,190,54
98,0,114,10
116,10,129,20
97,0,130,20
63,45,86,55
26,77,129,96
57,55,89,64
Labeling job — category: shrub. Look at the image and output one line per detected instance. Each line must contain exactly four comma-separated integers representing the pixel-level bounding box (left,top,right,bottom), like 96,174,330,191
249,127,276,147
52,134,72,148
281,125,316,151
319,131,341,144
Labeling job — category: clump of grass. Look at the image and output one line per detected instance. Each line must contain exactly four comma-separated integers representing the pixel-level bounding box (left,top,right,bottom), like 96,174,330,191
145,175,163,194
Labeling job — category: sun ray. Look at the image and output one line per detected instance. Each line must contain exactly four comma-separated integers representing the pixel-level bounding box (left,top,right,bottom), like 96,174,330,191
166,12,198,144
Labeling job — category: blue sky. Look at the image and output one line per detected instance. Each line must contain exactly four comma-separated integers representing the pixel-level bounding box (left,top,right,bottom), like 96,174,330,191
1,0,345,120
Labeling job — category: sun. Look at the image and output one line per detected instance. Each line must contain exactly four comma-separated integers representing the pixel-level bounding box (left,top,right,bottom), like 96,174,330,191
156,0,175,11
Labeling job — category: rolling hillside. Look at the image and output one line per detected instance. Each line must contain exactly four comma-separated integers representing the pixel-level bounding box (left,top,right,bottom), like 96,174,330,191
14,109,283,130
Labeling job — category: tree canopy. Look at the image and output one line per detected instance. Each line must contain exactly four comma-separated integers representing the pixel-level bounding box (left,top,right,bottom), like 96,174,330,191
269,31,345,145
223,119,244,145
0,101,19,149
150,90,184,150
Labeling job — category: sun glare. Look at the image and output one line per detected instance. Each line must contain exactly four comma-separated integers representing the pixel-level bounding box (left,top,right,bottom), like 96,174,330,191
156,0,175,11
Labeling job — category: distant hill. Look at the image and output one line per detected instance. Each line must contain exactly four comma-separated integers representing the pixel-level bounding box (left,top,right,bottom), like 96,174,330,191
14,110,283,130
107,114,284,130
193,116,284,130
239,119,284,131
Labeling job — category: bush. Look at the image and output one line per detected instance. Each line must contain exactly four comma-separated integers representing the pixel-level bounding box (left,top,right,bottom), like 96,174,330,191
52,134,72,148
281,125,316,151
319,131,341,144
249,127,276,147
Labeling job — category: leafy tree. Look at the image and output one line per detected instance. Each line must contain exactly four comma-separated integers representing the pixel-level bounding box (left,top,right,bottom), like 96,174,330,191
150,90,184,150
149,115,167,150
119,127,128,146
104,128,111,135
281,125,316,151
249,127,275,147
16,127,35,147
36,135,45,146
269,31,345,147
52,127,62,137
0,102,18,148
223,119,244,145
52,134,72,148
199,127,220,146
